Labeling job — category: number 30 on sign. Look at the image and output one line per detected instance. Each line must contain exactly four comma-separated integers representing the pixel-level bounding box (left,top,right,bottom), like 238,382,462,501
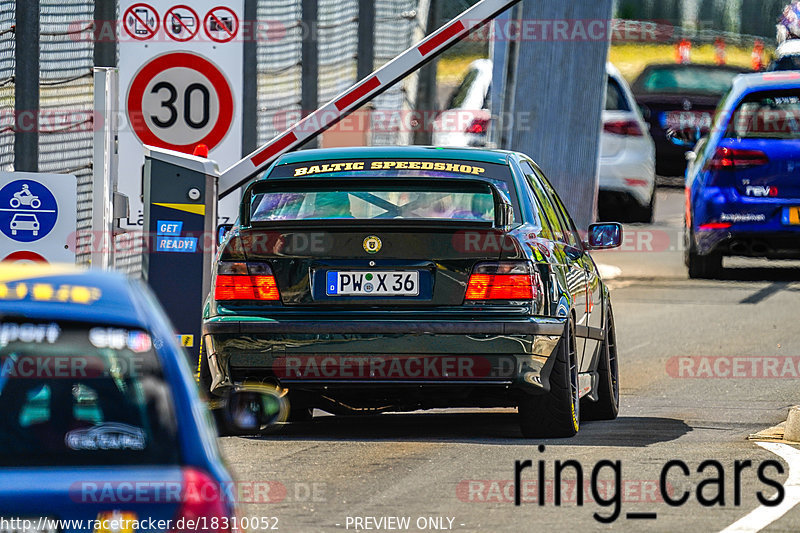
127,51,234,152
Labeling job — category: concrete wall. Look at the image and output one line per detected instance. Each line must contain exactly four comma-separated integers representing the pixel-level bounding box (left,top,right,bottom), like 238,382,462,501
503,0,613,229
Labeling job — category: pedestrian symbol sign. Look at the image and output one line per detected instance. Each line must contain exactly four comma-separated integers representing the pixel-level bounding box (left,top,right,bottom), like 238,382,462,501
0,180,58,243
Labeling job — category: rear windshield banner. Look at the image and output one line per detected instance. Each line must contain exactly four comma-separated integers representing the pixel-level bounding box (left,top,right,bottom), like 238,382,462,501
269,159,509,179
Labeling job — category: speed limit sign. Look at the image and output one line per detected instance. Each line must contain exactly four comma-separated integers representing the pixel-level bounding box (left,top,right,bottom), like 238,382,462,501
119,0,243,229
127,52,234,152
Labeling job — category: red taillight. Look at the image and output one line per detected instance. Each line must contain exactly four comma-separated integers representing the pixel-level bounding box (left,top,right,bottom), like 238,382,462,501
465,262,540,301
705,147,768,170
169,468,230,533
698,222,732,230
603,119,644,136
214,262,280,301
466,274,534,300
466,117,489,134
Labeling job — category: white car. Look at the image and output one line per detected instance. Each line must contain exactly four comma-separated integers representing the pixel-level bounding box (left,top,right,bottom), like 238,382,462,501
598,62,657,223
432,59,492,147
434,61,656,222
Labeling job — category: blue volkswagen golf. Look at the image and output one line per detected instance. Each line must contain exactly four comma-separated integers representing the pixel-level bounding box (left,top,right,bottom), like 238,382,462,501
0,266,236,532
685,71,800,278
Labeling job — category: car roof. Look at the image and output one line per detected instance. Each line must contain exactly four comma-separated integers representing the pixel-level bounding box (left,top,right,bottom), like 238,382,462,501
273,146,513,166
776,39,800,58
730,71,800,94
0,265,149,328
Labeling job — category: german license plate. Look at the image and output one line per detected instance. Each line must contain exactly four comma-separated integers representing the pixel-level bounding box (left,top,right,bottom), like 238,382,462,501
326,271,419,296
782,206,800,225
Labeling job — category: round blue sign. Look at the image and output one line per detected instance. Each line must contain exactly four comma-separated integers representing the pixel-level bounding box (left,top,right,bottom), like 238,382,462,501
0,180,58,242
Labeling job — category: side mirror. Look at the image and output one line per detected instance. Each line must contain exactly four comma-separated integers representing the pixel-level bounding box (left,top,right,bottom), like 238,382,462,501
496,202,514,228
217,223,234,245
587,222,622,249
685,151,697,162
666,127,701,147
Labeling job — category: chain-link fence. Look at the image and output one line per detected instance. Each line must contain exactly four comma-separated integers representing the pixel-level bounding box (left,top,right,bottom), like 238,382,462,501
372,0,418,146
255,0,420,147
39,0,95,266
0,3,14,173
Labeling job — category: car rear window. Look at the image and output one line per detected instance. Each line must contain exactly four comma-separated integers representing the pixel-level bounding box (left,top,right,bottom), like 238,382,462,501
637,66,740,95
725,89,800,139
256,159,521,223
252,185,495,223
0,320,179,466
605,76,631,111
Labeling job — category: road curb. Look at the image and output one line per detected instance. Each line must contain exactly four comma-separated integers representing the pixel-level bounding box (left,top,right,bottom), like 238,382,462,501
748,405,800,444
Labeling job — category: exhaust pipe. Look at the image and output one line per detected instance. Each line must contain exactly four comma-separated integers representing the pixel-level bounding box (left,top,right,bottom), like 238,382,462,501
220,379,290,434
729,241,747,254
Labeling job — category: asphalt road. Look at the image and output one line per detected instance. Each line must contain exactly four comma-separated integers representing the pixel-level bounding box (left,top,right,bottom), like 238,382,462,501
219,189,800,533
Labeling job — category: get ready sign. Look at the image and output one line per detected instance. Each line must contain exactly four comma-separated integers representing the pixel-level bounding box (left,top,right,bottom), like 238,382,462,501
118,0,243,230
0,172,77,264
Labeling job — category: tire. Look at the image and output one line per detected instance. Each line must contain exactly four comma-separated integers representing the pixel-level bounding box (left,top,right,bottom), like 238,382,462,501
518,320,580,438
685,225,722,279
9,198,19,208
30,199,40,209
631,191,655,224
581,305,619,421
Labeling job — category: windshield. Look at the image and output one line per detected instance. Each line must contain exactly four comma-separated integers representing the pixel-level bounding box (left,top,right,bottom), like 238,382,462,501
725,89,800,139
0,320,179,466
637,66,741,95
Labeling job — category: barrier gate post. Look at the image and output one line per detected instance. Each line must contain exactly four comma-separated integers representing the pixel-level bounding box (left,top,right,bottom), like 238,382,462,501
142,146,219,358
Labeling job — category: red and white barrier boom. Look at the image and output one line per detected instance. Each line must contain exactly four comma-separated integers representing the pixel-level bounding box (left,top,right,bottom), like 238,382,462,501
218,0,521,197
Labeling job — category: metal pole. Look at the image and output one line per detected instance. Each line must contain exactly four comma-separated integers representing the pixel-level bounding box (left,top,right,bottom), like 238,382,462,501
91,68,119,269
241,0,258,156
93,0,116,67
301,0,319,149
499,3,521,149
357,0,375,81
14,0,39,172
413,0,440,146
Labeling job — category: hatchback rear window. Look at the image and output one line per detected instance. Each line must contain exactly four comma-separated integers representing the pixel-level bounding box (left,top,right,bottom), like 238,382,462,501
605,76,631,111
725,89,800,139
637,66,740,95
0,320,179,466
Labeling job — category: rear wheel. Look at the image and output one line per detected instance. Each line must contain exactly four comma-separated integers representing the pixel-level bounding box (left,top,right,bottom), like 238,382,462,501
518,320,579,438
631,191,655,223
581,305,619,421
685,225,722,279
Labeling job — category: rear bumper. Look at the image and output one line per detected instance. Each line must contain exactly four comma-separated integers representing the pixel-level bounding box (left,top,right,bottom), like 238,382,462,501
695,229,800,258
599,143,656,207
202,317,567,400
